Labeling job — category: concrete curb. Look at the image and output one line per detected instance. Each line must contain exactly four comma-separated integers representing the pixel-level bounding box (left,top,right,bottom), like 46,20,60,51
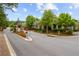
47,34,58,37
4,34,16,56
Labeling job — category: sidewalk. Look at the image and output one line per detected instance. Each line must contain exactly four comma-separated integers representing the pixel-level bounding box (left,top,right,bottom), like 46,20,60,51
0,32,10,56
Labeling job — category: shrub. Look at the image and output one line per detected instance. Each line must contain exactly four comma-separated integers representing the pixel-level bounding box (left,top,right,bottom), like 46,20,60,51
65,30,73,35
35,29,43,33
10,27,13,31
53,28,64,32
53,29,58,32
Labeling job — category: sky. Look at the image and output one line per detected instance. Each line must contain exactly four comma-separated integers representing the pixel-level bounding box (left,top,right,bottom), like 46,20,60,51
5,3,79,21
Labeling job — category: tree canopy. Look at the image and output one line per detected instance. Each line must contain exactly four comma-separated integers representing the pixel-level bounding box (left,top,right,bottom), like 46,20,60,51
26,15,36,29
0,3,18,30
41,10,57,33
41,10,56,27
58,13,76,27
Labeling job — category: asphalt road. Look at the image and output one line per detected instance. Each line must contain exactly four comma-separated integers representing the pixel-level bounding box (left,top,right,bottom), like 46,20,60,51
4,29,79,56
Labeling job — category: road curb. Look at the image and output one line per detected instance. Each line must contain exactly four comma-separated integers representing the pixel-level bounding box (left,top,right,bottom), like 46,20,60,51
47,34,58,37
4,34,16,56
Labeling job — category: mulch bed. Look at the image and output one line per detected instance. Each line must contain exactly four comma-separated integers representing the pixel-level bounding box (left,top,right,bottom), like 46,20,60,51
0,32,10,56
16,31,26,38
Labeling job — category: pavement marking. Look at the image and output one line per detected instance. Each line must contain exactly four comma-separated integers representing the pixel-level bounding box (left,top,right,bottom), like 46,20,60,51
4,34,16,56
15,34,32,41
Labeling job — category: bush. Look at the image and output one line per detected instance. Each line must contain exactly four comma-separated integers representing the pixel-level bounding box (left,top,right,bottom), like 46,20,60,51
53,29,58,32
10,27,13,31
35,29,43,33
65,30,73,35
53,28,64,32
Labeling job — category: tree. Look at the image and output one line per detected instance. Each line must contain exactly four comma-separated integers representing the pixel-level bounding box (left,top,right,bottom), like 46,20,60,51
0,3,18,12
58,13,75,32
0,3,18,30
0,5,7,29
41,10,57,33
26,15,36,29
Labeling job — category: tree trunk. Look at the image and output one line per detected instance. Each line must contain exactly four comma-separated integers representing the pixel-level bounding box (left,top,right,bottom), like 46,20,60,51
42,25,44,30
56,25,58,29
64,26,67,32
46,25,48,34
57,25,60,35
51,25,53,30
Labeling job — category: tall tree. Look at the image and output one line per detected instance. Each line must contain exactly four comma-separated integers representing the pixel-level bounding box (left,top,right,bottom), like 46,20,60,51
0,3,18,30
41,10,56,33
26,15,36,29
58,13,75,32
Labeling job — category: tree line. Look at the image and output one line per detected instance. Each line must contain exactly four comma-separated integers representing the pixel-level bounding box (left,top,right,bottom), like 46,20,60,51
26,10,79,34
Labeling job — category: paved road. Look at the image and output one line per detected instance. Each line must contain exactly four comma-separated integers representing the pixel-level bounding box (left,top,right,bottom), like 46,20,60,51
4,29,79,56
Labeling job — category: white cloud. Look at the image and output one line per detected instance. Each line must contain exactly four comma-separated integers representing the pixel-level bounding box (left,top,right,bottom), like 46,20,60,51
56,14,59,17
38,16,41,19
36,3,44,10
69,6,73,9
12,8,17,12
37,3,44,6
72,3,79,8
64,11,67,13
29,3,33,6
44,3,58,10
69,3,79,10
69,11,72,15
23,8,27,12
40,10,44,13
36,3,58,13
